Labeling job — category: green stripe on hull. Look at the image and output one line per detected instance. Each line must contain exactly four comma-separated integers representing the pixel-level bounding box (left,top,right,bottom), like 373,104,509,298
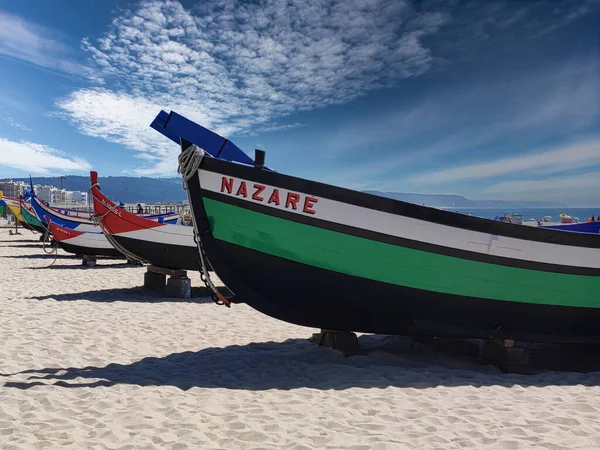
22,206,42,228
203,198,598,308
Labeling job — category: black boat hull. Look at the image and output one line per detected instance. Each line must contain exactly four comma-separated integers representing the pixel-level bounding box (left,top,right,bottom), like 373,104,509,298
111,235,202,271
184,154,600,344
207,238,600,343
58,241,124,258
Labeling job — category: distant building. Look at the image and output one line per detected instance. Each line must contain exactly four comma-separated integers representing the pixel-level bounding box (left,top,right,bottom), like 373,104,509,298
0,180,92,207
51,188,65,204
36,186,52,203
0,180,29,198
70,191,88,203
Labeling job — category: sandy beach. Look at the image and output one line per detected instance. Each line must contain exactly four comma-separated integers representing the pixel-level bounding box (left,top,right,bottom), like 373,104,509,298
2,227,600,449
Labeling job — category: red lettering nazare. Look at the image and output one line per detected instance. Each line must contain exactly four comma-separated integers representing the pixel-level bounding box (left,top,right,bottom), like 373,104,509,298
221,177,234,194
252,184,266,201
236,181,248,197
285,192,300,210
303,197,318,215
268,189,280,205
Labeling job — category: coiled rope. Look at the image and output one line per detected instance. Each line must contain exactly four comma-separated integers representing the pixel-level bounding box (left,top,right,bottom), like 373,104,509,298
177,144,205,189
41,223,58,267
177,144,231,307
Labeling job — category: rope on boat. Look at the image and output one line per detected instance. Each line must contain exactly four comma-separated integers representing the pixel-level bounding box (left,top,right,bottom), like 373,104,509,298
100,226,145,264
20,220,38,234
88,190,146,265
178,144,231,307
41,223,58,267
177,144,205,188
89,191,121,222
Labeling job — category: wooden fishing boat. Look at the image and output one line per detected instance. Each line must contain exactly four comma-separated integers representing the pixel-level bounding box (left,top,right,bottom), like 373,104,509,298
15,196,46,233
1,196,25,222
45,217,125,258
31,196,100,233
31,195,180,233
89,172,204,270
2,197,27,226
178,142,600,344
542,221,600,234
0,194,28,226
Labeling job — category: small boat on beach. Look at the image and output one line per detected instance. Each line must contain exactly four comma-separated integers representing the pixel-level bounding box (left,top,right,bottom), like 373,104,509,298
31,196,101,233
496,213,600,234
45,216,124,258
89,172,204,270
30,195,180,233
0,194,30,228
542,221,600,234
19,196,46,233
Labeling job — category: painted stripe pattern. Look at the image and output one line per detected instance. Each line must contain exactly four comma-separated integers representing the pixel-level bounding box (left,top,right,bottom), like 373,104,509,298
21,202,42,227
198,169,600,269
49,222,114,249
202,197,599,308
90,183,195,248
115,226,196,247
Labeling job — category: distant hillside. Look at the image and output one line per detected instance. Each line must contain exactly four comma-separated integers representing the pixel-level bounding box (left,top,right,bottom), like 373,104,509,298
7,175,187,203
3,176,569,207
363,191,568,209
363,191,477,207
467,199,570,209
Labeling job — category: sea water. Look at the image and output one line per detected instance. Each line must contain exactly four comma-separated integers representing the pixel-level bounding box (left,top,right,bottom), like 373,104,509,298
449,208,600,222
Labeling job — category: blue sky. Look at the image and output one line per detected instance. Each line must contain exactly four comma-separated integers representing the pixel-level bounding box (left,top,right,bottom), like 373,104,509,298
0,0,599,206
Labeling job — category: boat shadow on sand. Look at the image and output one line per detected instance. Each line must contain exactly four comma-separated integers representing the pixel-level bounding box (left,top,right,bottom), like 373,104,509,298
39,262,132,269
5,253,79,260
0,239,40,243
3,335,600,391
1,243,46,248
28,286,226,303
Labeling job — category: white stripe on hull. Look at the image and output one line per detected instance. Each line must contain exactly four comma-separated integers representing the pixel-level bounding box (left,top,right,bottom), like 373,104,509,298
198,169,600,269
113,224,195,247
3,198,20,208
61,232,115,250
34,199,92,225
62,223,102,233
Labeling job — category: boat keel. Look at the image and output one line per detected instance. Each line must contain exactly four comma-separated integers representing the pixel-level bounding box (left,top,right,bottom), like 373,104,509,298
310,330,366,357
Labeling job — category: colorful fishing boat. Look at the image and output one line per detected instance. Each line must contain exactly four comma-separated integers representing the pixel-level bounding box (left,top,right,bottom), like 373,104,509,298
19,196,46,233
30,194,180,233
0,193,28,225
0,191,36,231
90,172,204,270
175,138,600,344
543,221,600,234
45,216,124,258
31,196,101,233
505,214,600,234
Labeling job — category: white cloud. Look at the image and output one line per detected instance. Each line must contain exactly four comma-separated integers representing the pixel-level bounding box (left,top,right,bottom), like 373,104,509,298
323,57,600,158
57,0,450,175
284,56,600,192
54,88,236,175
483,171,600,195
54,0,600,176
2,116,32,131
406,139,600,185
55,89,172,163
0,10,89,76
528,0,600,38
250,122,306,135
0,139,91,174
480,171,600,206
